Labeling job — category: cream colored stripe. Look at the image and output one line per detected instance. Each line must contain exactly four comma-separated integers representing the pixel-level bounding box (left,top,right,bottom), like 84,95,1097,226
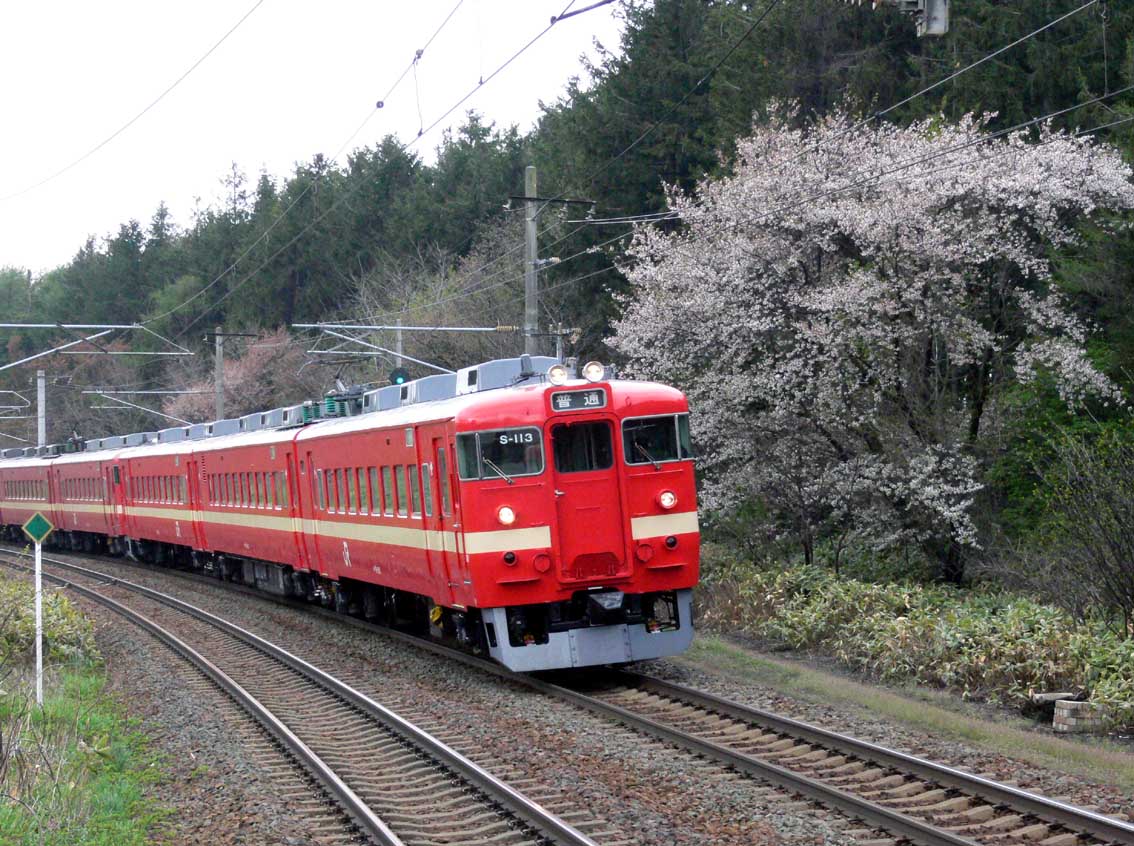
199,510,294,532
631,510,699,540
61,503,110,515
3,497,484,556
462,525,551,555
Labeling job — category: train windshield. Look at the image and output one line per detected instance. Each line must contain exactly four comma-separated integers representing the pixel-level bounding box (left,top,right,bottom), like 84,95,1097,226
622,414,694,466
456,427,544,480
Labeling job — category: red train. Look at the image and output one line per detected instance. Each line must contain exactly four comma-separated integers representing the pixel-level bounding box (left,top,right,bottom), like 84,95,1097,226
0,357,699,671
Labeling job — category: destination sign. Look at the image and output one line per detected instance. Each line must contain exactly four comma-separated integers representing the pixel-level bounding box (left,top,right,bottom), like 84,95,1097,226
551,389,606,412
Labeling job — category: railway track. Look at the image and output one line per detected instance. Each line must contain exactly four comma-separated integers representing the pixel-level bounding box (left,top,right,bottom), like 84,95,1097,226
567,671,1134,846
6,546,1134,846
0,552,619,846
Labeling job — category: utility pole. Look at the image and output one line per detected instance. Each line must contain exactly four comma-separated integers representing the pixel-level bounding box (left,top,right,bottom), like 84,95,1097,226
214,326,225,420
842,0,948,36
524,165,539,356
36,369,45,447
395,318,404,365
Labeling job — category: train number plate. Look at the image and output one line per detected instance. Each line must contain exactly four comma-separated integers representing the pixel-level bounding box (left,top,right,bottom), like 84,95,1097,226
551,389,606,412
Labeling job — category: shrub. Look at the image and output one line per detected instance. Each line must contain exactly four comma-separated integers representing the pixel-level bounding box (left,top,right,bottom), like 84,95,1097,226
0,581,97,664
715,566,1133,725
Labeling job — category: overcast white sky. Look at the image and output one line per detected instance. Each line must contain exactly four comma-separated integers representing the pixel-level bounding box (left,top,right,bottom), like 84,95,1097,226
0,1,622,276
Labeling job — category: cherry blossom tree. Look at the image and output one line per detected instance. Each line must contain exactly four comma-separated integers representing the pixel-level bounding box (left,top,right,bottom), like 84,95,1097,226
611,107,1134,580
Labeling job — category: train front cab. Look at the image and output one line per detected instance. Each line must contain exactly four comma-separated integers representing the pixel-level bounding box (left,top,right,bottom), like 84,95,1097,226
468,380,699,671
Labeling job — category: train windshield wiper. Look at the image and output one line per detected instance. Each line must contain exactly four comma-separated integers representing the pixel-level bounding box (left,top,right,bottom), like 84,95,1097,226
482,457,514,485
635,442,661,470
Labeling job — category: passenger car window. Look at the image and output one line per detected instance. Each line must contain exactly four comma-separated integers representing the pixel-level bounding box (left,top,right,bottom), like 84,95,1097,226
395,466,408,517
409,464,422,516
382,467,394,515
438,449,451,516
368,467,380,514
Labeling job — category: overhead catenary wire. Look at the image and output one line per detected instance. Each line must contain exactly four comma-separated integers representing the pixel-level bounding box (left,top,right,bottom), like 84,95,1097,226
576,2,1123,235
144,0,469,328
473,109,1134,311
0,0,267,204
533,0,784,222
721,82,1134,235
552,0,1104,231
167,0,603,340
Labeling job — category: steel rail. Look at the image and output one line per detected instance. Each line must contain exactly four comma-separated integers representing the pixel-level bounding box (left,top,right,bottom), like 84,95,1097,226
617,670,1134,845
10,546,1131,846
0,557,402,846
4,552,600,846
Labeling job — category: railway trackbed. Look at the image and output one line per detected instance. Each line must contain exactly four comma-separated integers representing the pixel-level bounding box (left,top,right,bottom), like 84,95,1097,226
562,672,1134,846
6,546,1134,846
0,553,620,846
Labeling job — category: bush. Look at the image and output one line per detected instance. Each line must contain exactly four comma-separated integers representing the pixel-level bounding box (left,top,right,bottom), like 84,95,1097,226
716,566,1134,725
0,581,96,664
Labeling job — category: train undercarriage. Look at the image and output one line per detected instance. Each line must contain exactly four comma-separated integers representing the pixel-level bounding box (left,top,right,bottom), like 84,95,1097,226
3,525,692,671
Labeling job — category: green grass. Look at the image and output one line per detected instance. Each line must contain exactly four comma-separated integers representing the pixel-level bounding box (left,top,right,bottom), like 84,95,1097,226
681,634,1134,793
0,664,165,845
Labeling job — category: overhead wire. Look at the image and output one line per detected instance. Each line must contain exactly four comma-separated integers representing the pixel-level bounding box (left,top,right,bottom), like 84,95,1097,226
533,0,784,222
543,0,1101,228
168,0,598,339
143,0,468,328
571,1,1117,233
719,82,1134,234
0,0,267,203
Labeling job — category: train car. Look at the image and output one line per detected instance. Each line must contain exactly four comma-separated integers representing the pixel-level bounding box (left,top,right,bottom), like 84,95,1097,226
0,455,54,540
192,429,301,584
117,441,197,560
0,358,700,671
50,450,115,551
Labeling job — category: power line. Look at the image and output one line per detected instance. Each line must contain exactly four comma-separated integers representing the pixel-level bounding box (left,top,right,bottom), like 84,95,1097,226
353,226,633,323
168,0,602,339
591,4,1125,239
144,0,468,328
534,0,783,222
730,83,1134,233
547,0,1102,232
0,0,266,203
778,0,1102,172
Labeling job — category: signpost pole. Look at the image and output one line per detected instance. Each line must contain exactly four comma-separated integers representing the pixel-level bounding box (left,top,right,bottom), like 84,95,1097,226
34,540,42,707
22,512,54,708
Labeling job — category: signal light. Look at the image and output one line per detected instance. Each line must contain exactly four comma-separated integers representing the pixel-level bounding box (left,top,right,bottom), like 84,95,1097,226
389,367,409,386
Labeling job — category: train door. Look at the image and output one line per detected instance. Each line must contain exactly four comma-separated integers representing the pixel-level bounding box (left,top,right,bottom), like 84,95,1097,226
420,426,462,604
105,464,122,537
108,461,129,538
288,452,313,571
546,415,631,583
185,458,208,550
300,450,323,574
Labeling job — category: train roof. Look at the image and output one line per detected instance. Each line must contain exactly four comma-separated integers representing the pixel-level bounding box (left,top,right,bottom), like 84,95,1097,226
0,357,688,469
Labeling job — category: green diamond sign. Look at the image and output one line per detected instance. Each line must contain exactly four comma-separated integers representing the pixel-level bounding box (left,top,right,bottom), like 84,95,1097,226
22,512,54,545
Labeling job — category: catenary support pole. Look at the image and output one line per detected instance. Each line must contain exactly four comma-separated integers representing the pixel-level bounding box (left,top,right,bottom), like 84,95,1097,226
214,326,225,420
395,319,404,365
36,369,45,447
524,166,539,356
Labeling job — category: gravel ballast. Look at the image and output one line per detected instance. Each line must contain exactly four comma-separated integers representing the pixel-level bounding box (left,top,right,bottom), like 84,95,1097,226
41,556,862,846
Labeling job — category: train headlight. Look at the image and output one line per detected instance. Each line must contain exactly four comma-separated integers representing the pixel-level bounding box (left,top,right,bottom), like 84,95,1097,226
581,361,605,382
547,364,569,386
657,490,677,510
497,506,516,525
